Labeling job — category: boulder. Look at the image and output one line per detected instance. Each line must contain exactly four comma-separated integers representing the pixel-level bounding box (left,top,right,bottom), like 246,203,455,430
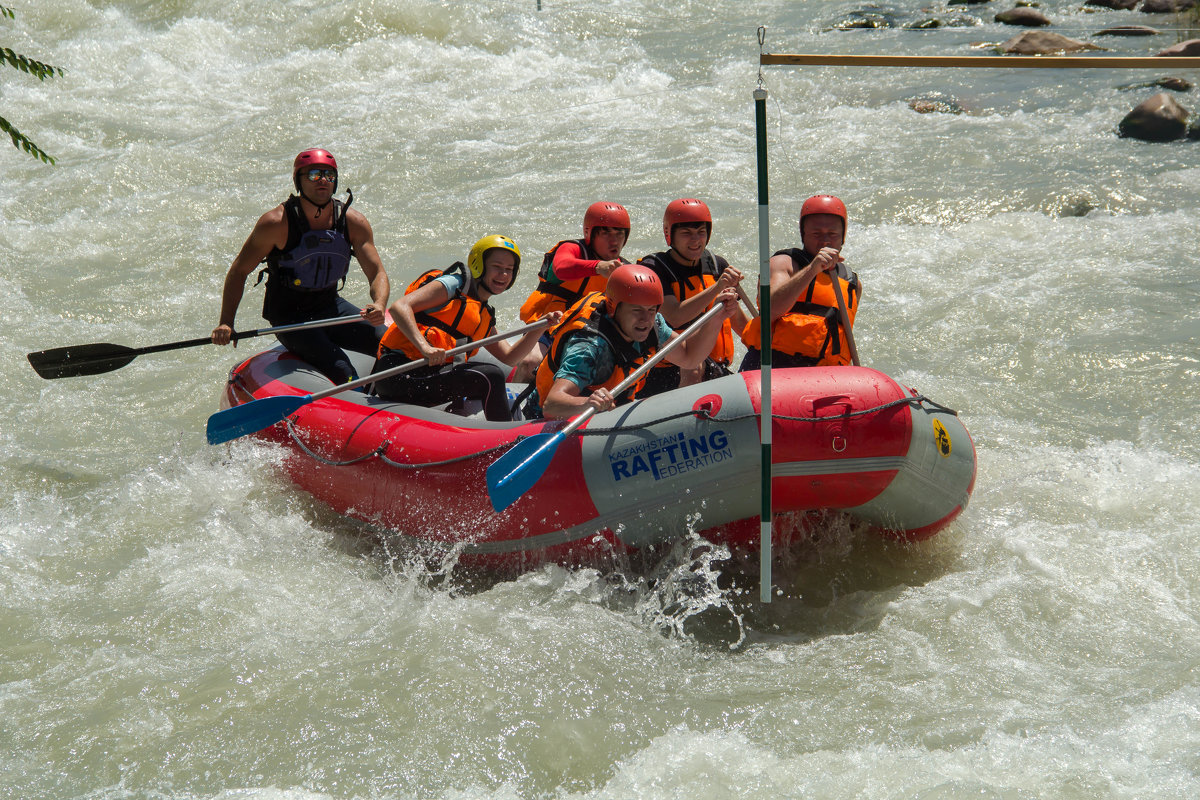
1118,92,1191,141
1117,76,1194,91
1156,76,1194,91
1139,0,1197,12
1000,31,1101,54
907,93,968,114
1094,26,1162,36
996,7,1052,25
906,15,983,28
949,0,992,5
1043,193,1098,218
1084,0,1139,8
1156,39,1200,57
831,10,901,29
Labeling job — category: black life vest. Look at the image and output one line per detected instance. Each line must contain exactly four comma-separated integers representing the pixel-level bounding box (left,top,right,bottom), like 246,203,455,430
264,194,354,293
639,249,735,365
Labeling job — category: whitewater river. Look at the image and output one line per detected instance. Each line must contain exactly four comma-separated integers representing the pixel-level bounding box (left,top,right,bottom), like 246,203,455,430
4,1,1199,797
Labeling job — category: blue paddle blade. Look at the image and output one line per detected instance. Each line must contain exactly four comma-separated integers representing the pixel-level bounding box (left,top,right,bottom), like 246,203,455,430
486,431,566,512
205,394,313,445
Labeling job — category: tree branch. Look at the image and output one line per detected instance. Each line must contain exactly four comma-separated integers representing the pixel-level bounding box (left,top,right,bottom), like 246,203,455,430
2,47,65,80
0,115,55,164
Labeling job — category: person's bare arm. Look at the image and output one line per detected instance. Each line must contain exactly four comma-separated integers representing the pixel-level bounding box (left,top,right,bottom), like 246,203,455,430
346,209,389,327
212,207,287,344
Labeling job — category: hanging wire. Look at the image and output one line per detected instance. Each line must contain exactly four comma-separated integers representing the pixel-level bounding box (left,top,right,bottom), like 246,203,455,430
757,25,767,92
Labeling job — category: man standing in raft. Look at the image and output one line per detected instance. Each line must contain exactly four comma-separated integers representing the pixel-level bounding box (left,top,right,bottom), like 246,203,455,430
637,198,749,396
530,264,739,419
740,194,860,371
512,201,633,382
371,236,560,421
212,149,391,383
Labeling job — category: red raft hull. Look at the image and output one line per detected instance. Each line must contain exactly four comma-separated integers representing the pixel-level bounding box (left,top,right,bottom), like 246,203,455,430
219,348,976,567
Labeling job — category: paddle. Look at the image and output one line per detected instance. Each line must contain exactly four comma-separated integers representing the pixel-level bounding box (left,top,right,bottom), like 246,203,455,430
487,302,727,512
829,271,860,366
205,319,552,446
27,314,364,380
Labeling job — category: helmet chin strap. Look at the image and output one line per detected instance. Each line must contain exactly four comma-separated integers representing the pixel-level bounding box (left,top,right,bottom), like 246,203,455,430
670,245,700,268
300,187,333,219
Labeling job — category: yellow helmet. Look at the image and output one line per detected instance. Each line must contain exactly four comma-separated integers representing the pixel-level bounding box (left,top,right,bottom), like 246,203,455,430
467,235,521,281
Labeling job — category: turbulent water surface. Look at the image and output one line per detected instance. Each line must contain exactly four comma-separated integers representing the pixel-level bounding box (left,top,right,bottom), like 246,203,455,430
3,1,1199,798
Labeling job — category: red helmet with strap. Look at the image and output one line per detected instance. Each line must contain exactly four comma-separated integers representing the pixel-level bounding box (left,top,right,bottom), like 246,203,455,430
662,198,712,247
583,202,630,246
604,264,663,314
799,194,847,236
293,149,338,192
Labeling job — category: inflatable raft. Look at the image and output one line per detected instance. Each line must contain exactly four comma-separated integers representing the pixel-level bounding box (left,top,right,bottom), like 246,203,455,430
217,347,976,567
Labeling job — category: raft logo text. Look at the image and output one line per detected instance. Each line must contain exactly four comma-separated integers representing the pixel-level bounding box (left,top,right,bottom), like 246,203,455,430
608,430,733,483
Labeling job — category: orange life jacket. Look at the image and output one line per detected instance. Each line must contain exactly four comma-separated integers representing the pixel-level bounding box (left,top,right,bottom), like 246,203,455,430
519,239,623,323
742,248,860,366
638,249,735,366
534,292,658,407
377,264,496,361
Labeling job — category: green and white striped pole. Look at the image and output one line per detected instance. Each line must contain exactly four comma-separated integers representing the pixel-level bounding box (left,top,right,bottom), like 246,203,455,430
753,81,773,604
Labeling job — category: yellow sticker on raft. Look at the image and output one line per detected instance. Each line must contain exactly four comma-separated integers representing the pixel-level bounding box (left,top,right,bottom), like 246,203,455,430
932,419,951,458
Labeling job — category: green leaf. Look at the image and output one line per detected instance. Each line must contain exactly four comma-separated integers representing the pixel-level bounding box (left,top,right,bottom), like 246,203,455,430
2,5,62,164
0,116,55,164
2,47,65,81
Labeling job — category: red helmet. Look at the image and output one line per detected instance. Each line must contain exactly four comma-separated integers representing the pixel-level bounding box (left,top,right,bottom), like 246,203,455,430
799,194,847,236
605,264,664,314
662,198,712,247
293,149,338,192
583,201,630,246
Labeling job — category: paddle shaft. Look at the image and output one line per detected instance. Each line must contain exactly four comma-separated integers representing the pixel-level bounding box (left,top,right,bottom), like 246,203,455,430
557,303,726,439
829,274,860,367
736,283,759,319
237,314,366,340
304,319,552,404
142,315,365,353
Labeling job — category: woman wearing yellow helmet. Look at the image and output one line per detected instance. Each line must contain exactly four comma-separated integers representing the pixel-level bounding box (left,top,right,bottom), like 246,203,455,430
371,236,561,420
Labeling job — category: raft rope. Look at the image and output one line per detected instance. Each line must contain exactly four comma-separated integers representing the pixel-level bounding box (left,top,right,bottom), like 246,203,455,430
282,417,516,470
578,392,955,435
266,383,955,470
227,373,516,470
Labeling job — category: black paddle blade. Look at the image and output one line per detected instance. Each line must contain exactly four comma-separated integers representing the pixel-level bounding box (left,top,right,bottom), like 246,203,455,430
27,343,139,379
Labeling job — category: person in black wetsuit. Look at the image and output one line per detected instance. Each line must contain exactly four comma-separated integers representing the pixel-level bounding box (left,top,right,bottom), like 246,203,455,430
211,148,390,383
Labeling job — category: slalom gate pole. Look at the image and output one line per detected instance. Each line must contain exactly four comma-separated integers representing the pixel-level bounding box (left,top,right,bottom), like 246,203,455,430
754,27,773,604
